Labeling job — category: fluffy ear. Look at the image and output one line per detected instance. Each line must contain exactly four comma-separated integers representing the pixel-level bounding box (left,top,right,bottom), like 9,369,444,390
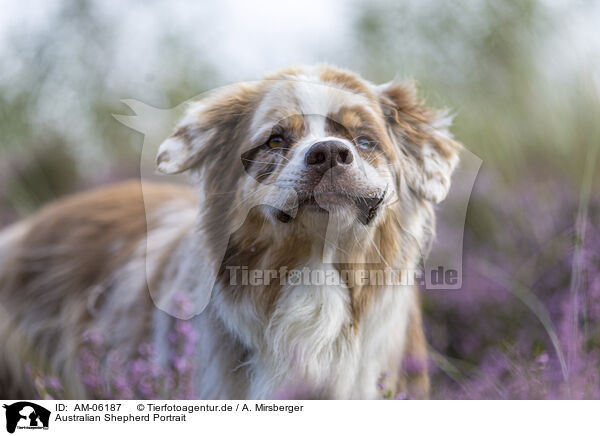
156,84,257,174
156,103,213,174
377,79,462,204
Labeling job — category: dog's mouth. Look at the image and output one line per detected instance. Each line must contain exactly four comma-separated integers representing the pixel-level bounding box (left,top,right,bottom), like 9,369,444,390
275,187,387,225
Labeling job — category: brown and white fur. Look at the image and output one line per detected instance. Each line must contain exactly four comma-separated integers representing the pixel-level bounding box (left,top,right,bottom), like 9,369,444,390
0,65,461,399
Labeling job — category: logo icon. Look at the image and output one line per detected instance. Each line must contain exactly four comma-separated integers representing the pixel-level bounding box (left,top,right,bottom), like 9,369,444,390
113,86,481,319
2,402,50,434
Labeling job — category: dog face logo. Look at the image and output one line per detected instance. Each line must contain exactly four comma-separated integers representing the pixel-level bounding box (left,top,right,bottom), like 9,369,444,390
2,402,50,434
114,68,482,319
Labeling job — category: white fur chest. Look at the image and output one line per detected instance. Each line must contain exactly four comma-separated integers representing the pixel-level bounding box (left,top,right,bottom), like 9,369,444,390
249,260,414,399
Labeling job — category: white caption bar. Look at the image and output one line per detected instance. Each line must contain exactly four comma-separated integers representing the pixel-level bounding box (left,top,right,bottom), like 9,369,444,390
1,400,596,436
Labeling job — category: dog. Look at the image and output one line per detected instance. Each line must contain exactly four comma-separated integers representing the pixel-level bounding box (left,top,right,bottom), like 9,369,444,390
0,65,461,399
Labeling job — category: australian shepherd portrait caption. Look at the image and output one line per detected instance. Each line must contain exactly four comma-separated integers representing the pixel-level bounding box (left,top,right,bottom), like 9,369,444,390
0,65,462,400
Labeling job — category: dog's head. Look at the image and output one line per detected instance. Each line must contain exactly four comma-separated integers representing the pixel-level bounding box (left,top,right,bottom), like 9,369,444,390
156,65,461,262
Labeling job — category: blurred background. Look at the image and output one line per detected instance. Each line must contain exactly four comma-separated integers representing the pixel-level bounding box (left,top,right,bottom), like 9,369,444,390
1,0,599,398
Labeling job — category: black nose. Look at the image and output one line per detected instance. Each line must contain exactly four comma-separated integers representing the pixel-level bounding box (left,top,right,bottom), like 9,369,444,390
304,140,354,173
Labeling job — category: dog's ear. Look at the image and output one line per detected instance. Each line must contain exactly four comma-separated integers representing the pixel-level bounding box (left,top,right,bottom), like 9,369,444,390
377,79,462,204
156,84,258,174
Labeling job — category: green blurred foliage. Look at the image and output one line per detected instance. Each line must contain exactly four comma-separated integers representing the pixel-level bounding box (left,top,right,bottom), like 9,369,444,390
351,1,600,182
0,0,217,223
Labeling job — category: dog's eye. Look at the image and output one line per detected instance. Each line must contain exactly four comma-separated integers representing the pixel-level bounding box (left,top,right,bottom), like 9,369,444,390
267,135,285,149
356,136,375,150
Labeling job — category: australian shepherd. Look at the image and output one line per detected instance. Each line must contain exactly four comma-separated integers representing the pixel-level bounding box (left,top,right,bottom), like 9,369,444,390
0,65,461,399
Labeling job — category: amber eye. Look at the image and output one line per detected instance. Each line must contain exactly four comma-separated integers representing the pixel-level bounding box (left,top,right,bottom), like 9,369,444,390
356,136,375,150
267,135,285,149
